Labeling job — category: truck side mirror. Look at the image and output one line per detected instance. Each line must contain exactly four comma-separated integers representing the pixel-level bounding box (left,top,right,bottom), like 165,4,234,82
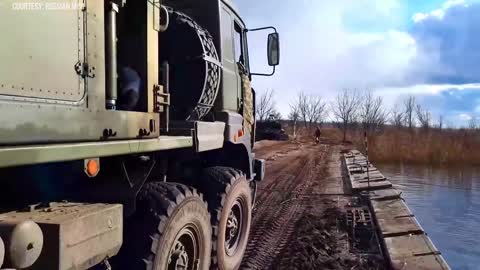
247,26,280,76
267,33,280,66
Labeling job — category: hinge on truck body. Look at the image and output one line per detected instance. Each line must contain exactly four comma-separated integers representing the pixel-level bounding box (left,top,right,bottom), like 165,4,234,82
153,84,170,113
75,61,96,78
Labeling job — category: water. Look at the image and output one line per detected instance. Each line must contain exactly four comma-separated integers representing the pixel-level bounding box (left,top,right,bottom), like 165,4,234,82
378,164,480,270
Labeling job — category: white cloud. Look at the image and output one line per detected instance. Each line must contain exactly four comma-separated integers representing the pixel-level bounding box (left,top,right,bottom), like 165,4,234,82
240,0,413,115
382,83,480,95
412,0,467,22
238,0,480,118
458,113,472,121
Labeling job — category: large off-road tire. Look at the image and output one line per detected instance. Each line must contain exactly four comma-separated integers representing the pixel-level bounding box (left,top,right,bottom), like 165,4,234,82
201,167,252,270
121,182,212,270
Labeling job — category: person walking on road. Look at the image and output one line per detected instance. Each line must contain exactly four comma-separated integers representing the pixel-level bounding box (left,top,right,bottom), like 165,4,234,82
314,126,321,144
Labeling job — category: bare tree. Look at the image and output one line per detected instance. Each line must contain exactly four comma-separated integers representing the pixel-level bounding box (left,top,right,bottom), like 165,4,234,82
390,103,405,128
306,95,328,127
438,115,444,130
292,92,327,128
331,89,360,142
359,91,387,133
288,102,300,138
296,92,309,128
404,95,416,129
468,117,477,130
415,104,431,130
256,89,276,121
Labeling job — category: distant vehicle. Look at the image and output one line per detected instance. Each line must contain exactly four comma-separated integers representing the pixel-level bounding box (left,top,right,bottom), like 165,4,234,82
0,0,279,269
256,120,289,141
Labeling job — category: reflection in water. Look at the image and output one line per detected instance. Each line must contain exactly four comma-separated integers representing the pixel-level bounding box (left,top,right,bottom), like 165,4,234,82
378,164,480,270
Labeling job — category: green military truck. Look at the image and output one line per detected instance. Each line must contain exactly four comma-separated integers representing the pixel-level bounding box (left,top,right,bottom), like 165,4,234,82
0,0,279,269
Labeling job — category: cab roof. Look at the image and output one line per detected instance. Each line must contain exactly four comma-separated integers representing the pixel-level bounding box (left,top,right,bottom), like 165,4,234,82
221,0,246,27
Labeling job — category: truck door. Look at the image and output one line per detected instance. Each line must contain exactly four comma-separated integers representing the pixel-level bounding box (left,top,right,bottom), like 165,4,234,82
0,1,86,105
220,7,240,112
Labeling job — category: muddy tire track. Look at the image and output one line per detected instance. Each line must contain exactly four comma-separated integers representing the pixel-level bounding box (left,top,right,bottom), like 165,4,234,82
241,143,330,269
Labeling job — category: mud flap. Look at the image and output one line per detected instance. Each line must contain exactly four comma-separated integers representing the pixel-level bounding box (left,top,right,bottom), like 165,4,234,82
193,121,226,152
254,158,265,181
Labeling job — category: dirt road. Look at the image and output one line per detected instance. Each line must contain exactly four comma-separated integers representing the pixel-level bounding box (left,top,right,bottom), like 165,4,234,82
241,139,383,270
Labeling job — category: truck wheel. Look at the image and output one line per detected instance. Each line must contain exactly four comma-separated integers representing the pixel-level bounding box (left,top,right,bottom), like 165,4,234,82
122,182,212,270
201,167,252,270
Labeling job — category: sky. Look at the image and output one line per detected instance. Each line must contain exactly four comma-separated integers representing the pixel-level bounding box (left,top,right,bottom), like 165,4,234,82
235,0,480,127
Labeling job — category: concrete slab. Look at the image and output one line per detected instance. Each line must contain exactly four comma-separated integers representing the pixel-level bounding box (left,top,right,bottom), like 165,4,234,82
369,189,402,201
372,199,413,219
377,216,424,237
351,180,392,191
347,163,378,170
384,233,450,270
344,150,362,157
390,254,450,270
347,165,364,173
346,158,368,163
345,159,369,165
385,234,438,258
353,174,385,182
352,170,383,176
344,156,362,162
345,154,366,159
351,165,378,171
357,179,388,185
348,169,380,176
342,152,450,270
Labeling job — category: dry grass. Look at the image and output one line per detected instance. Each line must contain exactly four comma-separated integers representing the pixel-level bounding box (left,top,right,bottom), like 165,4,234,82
350,128,480,166
283,125,480,165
